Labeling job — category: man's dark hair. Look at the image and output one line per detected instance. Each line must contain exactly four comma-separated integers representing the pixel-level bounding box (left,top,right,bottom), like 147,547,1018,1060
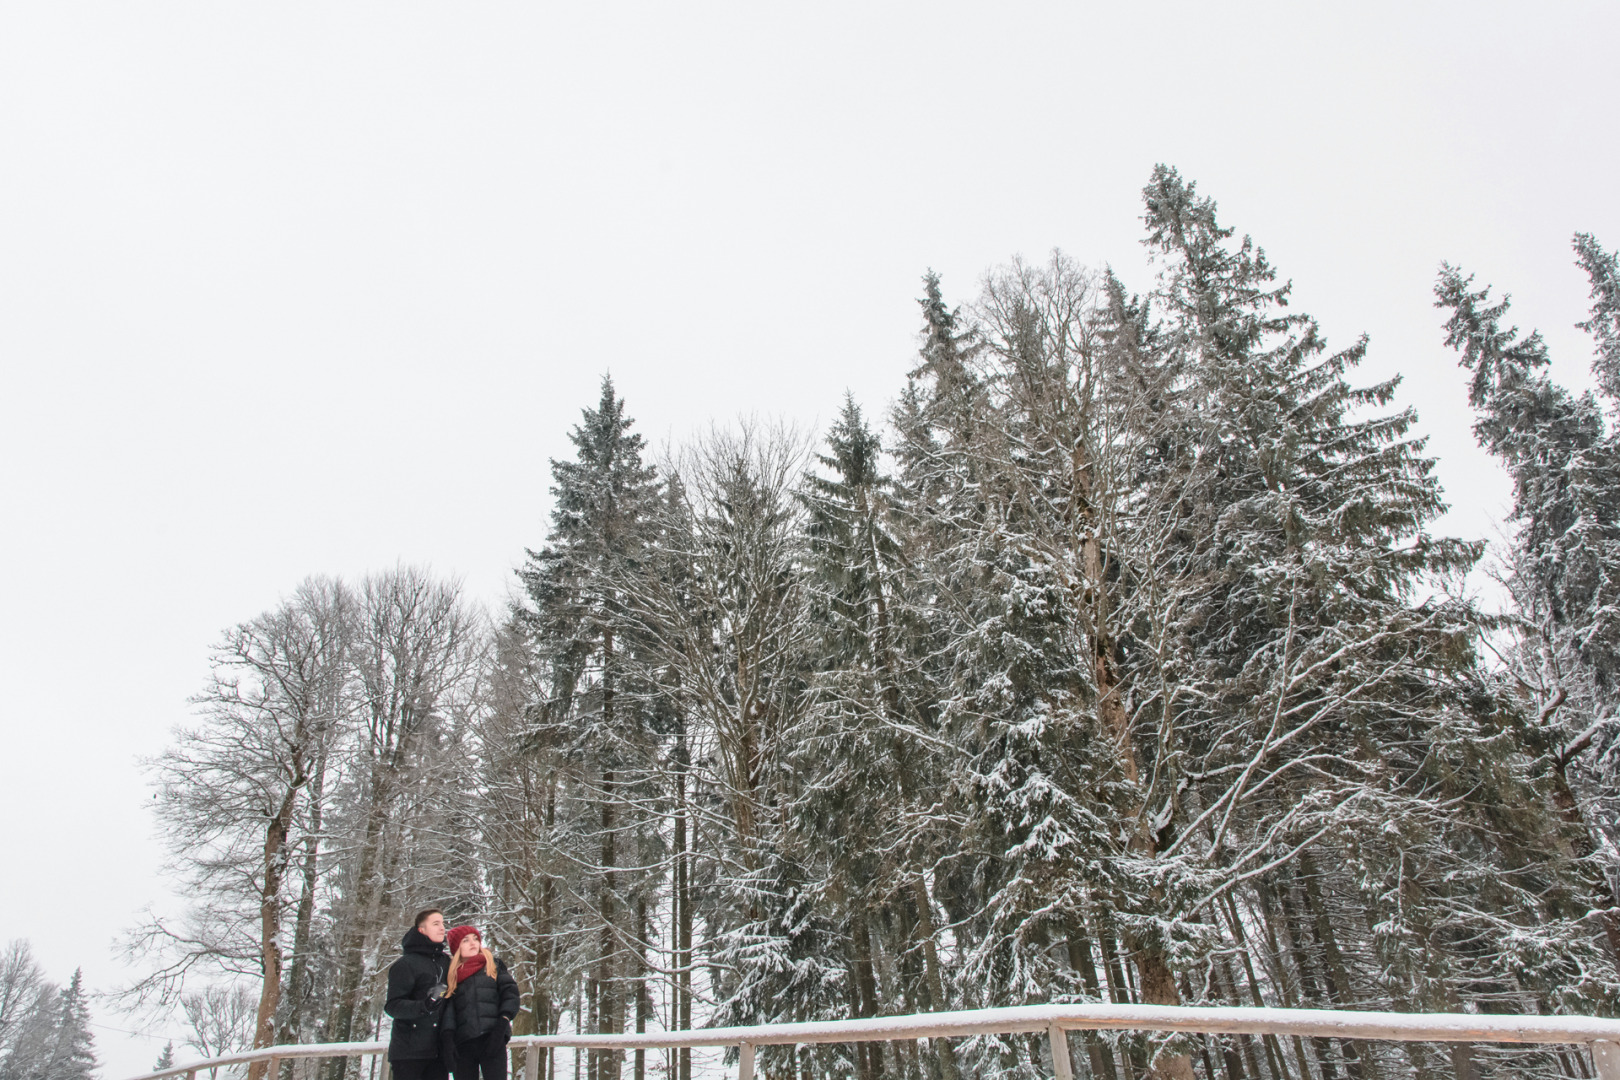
414,908,443,929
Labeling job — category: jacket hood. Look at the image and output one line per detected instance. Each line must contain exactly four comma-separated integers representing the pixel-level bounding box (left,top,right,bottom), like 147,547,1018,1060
401,928,448,956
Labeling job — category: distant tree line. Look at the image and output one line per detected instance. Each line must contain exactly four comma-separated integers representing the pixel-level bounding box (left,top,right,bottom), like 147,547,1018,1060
133,168,1620,1080
0,942,97,1080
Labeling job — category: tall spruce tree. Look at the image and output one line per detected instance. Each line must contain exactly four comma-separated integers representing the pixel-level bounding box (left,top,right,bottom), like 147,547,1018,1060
1133,167,1609,1080
520,376,662,1080
797,397,962,1080
1436,236,1620,973
1437,253,1620,691
1576,234,1620,403
38,971,96,1080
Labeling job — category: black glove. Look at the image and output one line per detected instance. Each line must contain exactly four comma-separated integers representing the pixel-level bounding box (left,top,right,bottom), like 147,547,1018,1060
501,1016,513,1043
426,982,447,1005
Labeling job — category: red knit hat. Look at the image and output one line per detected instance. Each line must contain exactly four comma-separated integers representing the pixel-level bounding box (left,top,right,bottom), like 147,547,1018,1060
446,925,481,954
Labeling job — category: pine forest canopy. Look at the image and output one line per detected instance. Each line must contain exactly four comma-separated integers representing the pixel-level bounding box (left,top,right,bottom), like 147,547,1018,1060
125,167,1620,1080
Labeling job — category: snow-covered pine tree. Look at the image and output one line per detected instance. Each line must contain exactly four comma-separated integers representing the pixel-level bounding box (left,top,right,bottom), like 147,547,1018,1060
519,377,663,1080
794,397,964,1080
1436,238,1620,984
1576,234,1620,404
1138,168,1436,1080
153,1044,175,1072
1437,251,1620,692
889,278,1014,1077
37,970,96,1080
985,255,1171,1079
891,271,987,577
1135,166,1605,1080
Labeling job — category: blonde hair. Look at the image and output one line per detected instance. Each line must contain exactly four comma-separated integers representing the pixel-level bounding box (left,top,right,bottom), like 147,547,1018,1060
445,947,495,997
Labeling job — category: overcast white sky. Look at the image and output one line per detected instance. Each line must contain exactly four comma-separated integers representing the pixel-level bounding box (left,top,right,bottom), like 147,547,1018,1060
2,3,1618,1075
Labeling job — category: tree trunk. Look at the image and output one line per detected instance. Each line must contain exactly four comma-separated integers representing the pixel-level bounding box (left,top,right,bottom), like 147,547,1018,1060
1130,949,1196,1080
674,727,693,1080
587,975,600,1080
1066,918,1122,1080
247,779,300,1080
635,897,648,1080
279,747,326,1048
596,770,617,1080
1274,875,1339,1080
1299,854,1368,1080
1548,757,1620,958
912,879,959,1080
325,766,395,1080
1254,880,1317,1080
524,774,559,1080
599,626,621,1080
850,908,882,1080
1219,894,1291,1080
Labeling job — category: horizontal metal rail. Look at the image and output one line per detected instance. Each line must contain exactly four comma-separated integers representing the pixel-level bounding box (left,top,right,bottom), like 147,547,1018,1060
124,1002,1620,1080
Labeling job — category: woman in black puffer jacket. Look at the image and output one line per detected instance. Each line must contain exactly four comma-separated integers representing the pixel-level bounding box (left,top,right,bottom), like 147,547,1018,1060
441,924,522,1080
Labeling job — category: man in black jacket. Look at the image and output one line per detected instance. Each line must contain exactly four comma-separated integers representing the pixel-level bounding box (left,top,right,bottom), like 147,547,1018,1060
385,909,452,1080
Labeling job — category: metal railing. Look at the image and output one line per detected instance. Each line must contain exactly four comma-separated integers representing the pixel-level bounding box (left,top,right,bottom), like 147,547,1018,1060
124,1003,1620,1080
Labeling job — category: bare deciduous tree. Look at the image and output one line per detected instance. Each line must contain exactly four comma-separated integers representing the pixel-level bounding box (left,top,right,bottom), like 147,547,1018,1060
322,568,485,1064
181,984,258,1079
127,578,353,1080
0,940,55,1079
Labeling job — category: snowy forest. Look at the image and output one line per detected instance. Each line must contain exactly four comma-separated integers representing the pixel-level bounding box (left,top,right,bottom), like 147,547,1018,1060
0,946,98,1080
96,167,1620,1080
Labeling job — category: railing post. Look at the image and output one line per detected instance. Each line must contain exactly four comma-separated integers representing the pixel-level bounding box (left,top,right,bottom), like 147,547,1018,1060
380,1056,390,1080
1047,1023,1073,1080
1594,1041,1620,1080
525,1045,540,1080
738,1042,754,1080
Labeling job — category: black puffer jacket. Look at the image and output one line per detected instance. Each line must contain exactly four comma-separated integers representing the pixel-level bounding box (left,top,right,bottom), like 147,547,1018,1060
384,929,451,1061
443,956,521,1045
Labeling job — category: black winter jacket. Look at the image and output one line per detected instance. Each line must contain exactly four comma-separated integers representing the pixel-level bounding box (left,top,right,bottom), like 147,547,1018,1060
443,957,521,1045
384,929,452,1061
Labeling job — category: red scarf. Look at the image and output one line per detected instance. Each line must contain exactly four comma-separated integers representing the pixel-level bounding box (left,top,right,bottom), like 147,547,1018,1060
454,953,487,985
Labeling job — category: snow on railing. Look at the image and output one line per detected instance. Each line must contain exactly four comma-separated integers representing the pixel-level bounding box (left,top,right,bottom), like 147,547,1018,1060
123,1002,1620,1080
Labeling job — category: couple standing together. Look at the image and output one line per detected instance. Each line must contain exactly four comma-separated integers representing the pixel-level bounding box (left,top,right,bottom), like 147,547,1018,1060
385,909,522,1080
